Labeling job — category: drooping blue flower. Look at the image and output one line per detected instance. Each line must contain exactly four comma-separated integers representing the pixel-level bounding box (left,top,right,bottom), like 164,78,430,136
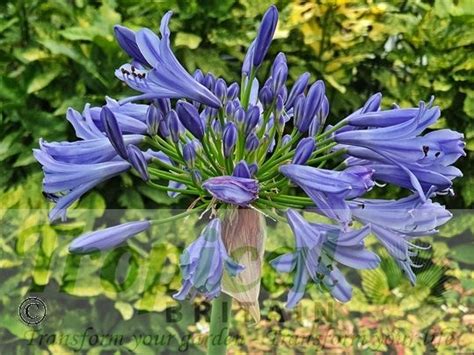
89,98,149,134
280,165,374,225
350,193,451,284
336,102,465,196
270,210,377,307
34,149,131,221
203,176,259,206
173,218,244,300
69,221,151,253
39,134,144,164
114,12,221,108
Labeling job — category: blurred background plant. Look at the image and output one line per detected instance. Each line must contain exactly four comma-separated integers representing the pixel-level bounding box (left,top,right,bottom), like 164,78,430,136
1,0,473,353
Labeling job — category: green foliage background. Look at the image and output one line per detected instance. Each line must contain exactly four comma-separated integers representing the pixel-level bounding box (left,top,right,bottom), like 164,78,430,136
1,0,473,353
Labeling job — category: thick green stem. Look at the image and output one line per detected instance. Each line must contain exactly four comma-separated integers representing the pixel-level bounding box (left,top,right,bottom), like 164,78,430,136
207,293,232,355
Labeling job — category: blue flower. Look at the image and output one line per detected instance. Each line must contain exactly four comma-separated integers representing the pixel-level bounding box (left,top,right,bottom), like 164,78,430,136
280,165,374,225
34,149,131,221
270,210,377,307
174,218,244,300
336,101,465,196
350,193,451,284
39,134,144,164
114,12,221,108
69,221,151,253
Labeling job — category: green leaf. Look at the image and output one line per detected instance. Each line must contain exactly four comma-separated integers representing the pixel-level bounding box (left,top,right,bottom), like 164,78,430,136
174,32,202,49
27,66,62,93
451,244,474,264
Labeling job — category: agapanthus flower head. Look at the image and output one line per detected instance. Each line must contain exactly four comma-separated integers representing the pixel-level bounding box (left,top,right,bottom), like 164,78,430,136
35,5,464,313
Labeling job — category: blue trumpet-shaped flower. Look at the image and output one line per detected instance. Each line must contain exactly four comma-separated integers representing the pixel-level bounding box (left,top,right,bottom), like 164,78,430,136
349,193,451,284
174,218,244,300
280,165,374,225
270,210,377,307
115,12,221,108
69,221,151,253
34,149,131,221
38,134,144,164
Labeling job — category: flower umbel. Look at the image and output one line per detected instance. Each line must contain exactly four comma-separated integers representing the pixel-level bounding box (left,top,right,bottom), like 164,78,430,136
35,6,464,315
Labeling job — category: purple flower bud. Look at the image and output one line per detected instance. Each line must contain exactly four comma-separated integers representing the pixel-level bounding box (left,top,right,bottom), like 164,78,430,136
253,6,279,67
223,122,238,157
299,81,325,133
245,132,259,152
167,110,181,143
191,169,202,185
69,220,151,253
203,73,215,90
190,138,202,153
321,96,329,122
361,93,382,113
225,101,235,117
101,107,128,159
214,78,227,101
271,53,288,91
155,98,171,114
259,85,273,108
276,95,284,114
227,82,240,100
281,134,292,146
183,142,196,168
244,105,260,135
277,85,288,102
234,107,246,127
211,119,222,135
271,52,286,76
146,104,161,135
127,145,149,181
203,176,259,206
193,69,204,83
292,137,315,165
159,112,170,138
233,160,251,178
286,72,310,109
309,96,330,136
248,163,258,176
177,100,205,140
